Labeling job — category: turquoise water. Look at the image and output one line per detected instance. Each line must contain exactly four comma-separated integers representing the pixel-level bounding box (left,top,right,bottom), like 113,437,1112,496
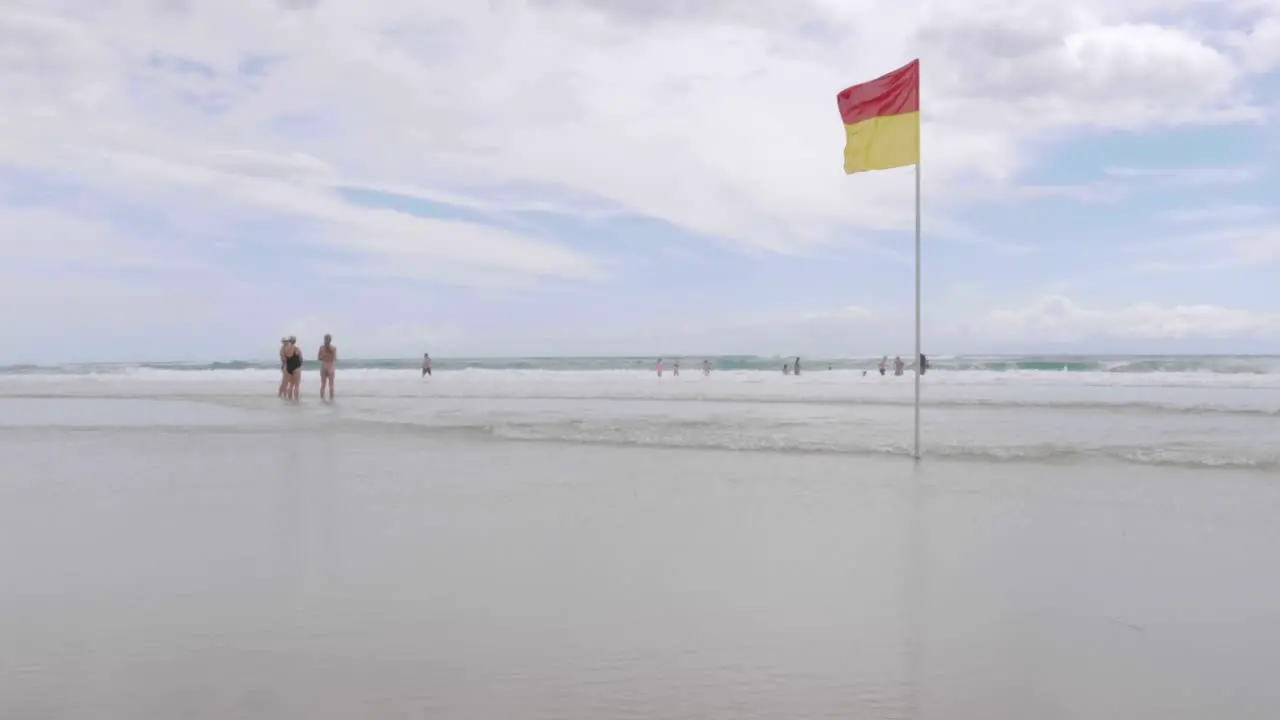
4,354,1279,375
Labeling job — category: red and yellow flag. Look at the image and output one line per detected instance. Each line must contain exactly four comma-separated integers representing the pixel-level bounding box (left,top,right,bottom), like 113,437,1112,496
836,59,919,174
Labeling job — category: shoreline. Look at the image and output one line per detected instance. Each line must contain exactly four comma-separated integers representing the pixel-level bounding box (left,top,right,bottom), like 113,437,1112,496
1,395,1277,474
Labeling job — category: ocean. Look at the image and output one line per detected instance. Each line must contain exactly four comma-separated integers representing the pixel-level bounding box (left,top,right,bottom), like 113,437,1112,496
2,354,1278,469
3,354,1280,718
5,353,1280,374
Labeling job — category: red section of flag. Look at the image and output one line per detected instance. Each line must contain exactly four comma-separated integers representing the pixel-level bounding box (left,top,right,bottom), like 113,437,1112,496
836,59,919,126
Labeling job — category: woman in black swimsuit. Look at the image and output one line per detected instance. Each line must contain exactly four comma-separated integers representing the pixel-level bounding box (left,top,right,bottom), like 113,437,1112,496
285,337,303,400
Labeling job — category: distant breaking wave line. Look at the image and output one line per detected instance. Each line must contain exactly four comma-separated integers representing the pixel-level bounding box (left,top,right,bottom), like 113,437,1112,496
1,391,1274,418
3,354,1280,375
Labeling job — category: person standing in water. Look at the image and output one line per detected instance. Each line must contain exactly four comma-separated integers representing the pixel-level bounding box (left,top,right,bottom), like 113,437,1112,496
657,358,664,377
422,353,432,377
674,359,680,377
919,353,928,376
783,363,791,375
893,356,905,376
284,335,303,400
278,337,290,397
317,334,337,401
878,356,887,376
794,357,801,376
702,359,711,376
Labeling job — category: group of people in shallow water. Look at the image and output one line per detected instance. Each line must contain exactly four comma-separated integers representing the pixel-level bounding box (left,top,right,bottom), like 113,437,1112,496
277,333,437,399
275,341,929,401
277,334,338,402
654,354,928,377
876,354,928,376
277,334,435,402
655,358,714,377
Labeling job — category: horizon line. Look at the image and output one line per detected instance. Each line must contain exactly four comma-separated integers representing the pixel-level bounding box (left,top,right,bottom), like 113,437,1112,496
3,352,1279,367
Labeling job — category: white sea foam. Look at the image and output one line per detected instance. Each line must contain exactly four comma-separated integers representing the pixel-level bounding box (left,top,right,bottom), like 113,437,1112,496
3,366,1278,470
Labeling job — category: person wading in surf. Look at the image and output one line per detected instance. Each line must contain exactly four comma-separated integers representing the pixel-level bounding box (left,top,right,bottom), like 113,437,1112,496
317,334,337,401
278,337,291,397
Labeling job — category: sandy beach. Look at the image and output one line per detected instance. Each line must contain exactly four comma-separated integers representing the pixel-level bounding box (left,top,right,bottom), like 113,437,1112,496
3,386,1280,719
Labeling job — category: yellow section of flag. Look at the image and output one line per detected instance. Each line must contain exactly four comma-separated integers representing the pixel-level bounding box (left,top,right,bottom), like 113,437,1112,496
836,60,919,174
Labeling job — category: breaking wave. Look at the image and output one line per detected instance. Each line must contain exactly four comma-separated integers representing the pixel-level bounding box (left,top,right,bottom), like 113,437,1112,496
4,354,1280,375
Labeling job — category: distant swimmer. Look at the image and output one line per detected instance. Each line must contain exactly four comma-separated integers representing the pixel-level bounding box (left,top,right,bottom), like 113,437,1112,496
674,359,680,377
422,353,432,377
657,358,664,377
703,359,711,376
794,357,801,376
878,356,887,376
893,356,905,376
278,337,290,397
317,334,337,401
284,335,303,400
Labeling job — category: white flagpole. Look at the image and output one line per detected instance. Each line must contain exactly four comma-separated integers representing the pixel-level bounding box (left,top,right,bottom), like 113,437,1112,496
913,158,922,460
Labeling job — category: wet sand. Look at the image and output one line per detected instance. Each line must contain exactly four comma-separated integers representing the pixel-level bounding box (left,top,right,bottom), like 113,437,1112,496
2,399,1280,718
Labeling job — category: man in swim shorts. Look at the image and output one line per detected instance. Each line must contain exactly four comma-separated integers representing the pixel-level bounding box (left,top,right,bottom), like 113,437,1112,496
317,334,337,401
422,353,432,377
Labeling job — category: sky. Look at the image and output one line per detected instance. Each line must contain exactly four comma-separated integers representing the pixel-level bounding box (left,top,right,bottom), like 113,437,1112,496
1,0,1278,362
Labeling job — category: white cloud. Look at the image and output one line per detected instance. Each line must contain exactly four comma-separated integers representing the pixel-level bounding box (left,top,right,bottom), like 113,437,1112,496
0,0,1277,360
968,295,1280,342
922,12,1245,126
1228,15,1280,73
1188,226,1280,267
993,163,1267,207
1123,223,1280,271
1003,182,1125,203
1162,203,1273,225
0,0,1271,259
0,205,186,270
0,269,207,337
432,294,1280,357
281,317,448,358
800,305,874,322
926,219,1040,255
1104,165,1265,186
